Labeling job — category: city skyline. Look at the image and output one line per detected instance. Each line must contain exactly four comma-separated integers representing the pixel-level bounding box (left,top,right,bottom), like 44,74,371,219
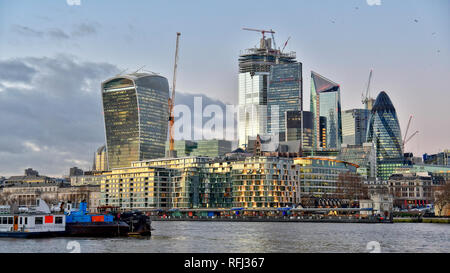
0,0,449,176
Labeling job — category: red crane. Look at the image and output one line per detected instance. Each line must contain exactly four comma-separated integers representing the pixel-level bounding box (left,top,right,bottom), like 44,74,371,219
168,32,181,156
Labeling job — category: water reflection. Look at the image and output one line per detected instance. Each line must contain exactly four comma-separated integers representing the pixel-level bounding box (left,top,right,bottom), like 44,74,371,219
0,222,448,253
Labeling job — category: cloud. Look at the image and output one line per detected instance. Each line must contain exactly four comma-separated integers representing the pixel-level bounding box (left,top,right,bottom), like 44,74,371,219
366,0,381,6
47,28,70,40
0,55,232,177
0,55,119,177
72,23,98,37
0,59,37,83
11,25,44,38
10,23,99,41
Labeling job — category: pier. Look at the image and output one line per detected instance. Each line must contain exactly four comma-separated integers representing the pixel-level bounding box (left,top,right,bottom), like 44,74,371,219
148,207,393,223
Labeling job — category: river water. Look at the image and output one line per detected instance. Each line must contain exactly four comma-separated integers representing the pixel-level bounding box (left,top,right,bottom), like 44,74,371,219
0,222,448,253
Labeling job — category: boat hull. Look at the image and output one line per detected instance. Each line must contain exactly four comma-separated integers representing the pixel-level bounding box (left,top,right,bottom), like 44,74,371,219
65,221,129,237
0,231,66,238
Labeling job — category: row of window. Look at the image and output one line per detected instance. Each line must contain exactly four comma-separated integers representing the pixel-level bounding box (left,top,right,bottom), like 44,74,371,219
0,216,63,225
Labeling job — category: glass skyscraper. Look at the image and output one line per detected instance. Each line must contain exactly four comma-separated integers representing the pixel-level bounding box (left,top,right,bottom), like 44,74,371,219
285,110,314,149
102,73,169,169
310,71,342,150
267,62,302,142
366,91,403,180
342,108,370,146
238,36,296,148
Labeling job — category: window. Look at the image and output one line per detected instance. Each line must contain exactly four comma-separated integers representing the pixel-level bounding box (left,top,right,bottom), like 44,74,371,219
35,217,43,225
55,217,63,224
25,217,28,225
8,217,13,224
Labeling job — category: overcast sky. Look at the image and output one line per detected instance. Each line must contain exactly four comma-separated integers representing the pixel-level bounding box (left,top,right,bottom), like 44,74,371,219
0,0,449,177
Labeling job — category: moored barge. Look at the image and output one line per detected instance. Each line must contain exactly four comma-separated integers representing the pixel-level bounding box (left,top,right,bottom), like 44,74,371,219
65,202,129,237
0,199,66,238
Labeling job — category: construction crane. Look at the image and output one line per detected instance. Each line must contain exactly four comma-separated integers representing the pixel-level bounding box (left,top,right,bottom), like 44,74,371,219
242,27,276,48
242,27,275,39
270,29,277,50
281,36,291,53
402,115,419,152
168,32,181,158
361,69,373,109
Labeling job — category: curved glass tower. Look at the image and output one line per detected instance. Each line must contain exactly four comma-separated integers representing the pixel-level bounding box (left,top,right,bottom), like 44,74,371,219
366,91,403,180
310,71,342,150
102,73,169,169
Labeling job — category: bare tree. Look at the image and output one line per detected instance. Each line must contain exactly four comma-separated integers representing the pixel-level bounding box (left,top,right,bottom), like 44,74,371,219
434,182,450,216
336,172,369,201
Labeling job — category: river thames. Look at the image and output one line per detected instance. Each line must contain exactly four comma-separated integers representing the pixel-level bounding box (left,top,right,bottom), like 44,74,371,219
0,222,448,253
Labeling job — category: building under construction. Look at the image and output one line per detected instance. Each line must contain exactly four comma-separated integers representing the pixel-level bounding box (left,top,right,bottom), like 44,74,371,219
238,30,298,149
238,37,296,74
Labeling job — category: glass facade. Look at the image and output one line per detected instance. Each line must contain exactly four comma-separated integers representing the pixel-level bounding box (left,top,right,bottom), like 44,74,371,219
238,72,269,148
366,91,403,180
100,166,174,209
190,140,232,158
294,157,358,197
267,63,302,142
310,71,342,150
342,109,370,146
238,37,297,148
337,143,376,179
285,110,314,149
134,157,210,208
102,73,169,169
232,157,300,208
93,145,107,171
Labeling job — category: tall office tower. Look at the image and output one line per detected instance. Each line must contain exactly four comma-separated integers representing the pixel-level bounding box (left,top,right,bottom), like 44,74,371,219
342,109,370,146
93,145,107,171
238,36,296,148
366,91,404,180
267,62,302,142
310,71,342,150
102,73,169,169
285,110,313,148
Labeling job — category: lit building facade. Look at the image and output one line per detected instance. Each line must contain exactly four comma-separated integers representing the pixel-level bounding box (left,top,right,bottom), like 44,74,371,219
267,62,302,142
93,145,107,172
101,73,169,169
202,160,234,208
133,157,210,208
100,166,174,210
366,91,404,180
342,109,370,146
294,157,359,197
231,157,301,208
310,71,342,150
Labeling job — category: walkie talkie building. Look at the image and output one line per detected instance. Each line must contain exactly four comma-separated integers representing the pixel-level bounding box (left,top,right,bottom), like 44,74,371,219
101,73,169,169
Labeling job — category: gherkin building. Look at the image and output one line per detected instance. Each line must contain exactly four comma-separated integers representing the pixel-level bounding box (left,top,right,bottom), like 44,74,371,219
366,91,404,180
